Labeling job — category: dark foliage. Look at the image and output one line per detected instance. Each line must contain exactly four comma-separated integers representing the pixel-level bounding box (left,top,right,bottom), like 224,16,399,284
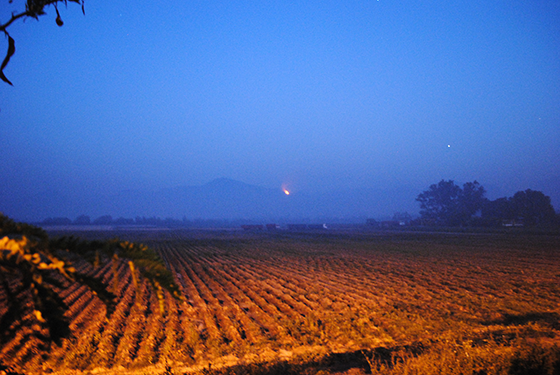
0,213,182,350
482,189,557,227
416,180,486,226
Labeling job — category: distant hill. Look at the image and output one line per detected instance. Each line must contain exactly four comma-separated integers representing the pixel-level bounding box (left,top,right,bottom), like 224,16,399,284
110,178,289,219
2,178,421,222
106,178,420,221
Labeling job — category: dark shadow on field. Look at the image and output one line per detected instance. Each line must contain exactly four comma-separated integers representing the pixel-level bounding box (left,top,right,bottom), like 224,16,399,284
0,363,25,375
196,343,426,375
483,312,560,330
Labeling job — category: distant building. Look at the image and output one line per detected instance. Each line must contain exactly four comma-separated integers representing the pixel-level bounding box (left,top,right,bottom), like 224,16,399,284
380,220,402,228
501,219,524,227
287,224,308,231
266,224,279,230
308,224,328,230
367,219,407,228
241,225,264,230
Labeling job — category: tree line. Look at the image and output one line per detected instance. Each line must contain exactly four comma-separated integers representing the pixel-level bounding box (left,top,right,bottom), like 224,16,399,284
42,215,184,227
41,215,261,228
41,181,558,229
416,180,558,227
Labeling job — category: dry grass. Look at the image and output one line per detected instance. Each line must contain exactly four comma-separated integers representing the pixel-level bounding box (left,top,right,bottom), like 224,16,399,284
1,230,559,374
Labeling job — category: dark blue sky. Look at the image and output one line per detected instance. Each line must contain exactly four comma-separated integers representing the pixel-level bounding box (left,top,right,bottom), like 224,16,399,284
1,0,559,221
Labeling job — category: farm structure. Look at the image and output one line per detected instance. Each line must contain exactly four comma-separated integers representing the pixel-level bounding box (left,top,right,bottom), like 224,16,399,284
241,224,326,231
1,231,560,374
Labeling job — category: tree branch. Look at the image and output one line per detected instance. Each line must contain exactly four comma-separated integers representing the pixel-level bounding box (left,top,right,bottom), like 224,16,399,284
0,11,33,33
1,0,85,86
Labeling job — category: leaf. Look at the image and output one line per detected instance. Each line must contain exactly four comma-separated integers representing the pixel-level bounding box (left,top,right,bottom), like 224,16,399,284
0,35,15,86
73,272,117,317
33,310,46,322
31,281,71,346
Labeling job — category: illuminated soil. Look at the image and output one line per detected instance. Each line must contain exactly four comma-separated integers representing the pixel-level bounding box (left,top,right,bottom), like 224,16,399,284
1,230,559,374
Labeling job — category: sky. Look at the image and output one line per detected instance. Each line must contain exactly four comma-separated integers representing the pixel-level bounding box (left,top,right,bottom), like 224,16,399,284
1,0,559,221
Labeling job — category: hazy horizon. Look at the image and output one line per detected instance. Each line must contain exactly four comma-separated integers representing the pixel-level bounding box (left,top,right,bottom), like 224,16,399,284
3,176,558,224
2,1,559,222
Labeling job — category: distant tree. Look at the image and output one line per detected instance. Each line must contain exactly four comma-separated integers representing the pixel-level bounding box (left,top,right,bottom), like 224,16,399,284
482,189,556,227
457,181,486,224
416,180,486,226
416,180,461,225
510,189,556,226
1,0,85,85
482,197,514,225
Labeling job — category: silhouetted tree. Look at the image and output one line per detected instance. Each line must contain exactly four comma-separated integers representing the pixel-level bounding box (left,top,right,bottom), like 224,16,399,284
416,180,461,225
482,189,556,227
1,0,85,85
482,197,514,225
457,181,486,224
509,189,556,226
416,180,486,226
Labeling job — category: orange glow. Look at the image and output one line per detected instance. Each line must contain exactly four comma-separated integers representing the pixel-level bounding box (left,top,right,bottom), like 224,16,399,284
281,182,291,195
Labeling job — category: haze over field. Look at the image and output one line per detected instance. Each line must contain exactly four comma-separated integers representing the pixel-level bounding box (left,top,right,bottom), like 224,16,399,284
1,1,559,221
2,177,423,221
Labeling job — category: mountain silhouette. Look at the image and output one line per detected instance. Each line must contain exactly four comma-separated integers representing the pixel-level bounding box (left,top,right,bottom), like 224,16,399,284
4,178,421,222
106,178,292,219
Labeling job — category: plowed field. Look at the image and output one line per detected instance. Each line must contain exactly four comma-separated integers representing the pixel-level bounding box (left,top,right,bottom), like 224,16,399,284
2,230,560,374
